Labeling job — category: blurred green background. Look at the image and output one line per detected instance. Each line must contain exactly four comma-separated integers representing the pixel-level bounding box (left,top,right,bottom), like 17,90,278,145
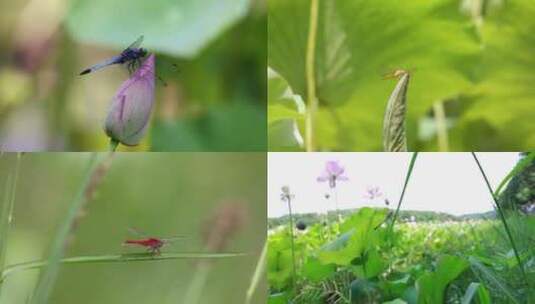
268,0,535,151
0,152,266,303
0,0,266,151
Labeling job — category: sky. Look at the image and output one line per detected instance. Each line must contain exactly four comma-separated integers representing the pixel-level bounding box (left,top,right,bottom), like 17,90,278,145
268,152,520,218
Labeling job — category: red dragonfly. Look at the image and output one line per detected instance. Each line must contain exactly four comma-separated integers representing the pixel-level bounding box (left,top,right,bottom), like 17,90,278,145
122,228,185,255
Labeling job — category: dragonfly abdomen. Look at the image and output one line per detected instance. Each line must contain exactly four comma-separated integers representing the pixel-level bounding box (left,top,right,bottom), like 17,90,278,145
79,55,123,75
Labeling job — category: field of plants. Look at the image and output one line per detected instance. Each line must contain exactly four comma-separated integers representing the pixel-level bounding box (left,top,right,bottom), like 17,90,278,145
269,210,534,303
268,153,535,303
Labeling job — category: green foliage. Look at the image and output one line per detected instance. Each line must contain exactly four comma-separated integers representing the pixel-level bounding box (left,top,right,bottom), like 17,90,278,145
318,208,387,266
498,152,535,211
384,299,407,304
268,236,295,290
268,209,460,229
461,282,491,304
268,0,535,151
349,278,380,303
66,0,250,57
268,206,531,303
151,104,266,151
301,257,335,283
416,255,469,304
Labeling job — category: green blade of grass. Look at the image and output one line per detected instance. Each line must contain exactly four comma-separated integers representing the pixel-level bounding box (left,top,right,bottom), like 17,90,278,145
0,153,22,293
1,252,246,282
245,241,267,304
468,256,519,304
471,152,529,291
0,174,13,276
29,153,99,304
387,152,418,236
305,0,319,152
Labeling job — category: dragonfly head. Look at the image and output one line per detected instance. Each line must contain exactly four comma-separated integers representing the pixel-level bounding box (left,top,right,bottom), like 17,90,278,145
139,48,148,57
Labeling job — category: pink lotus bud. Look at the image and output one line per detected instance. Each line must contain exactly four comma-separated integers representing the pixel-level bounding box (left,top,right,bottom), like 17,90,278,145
105,54,155,146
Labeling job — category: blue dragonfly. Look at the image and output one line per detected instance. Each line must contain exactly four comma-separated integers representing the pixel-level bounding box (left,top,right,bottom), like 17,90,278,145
79,35,148,75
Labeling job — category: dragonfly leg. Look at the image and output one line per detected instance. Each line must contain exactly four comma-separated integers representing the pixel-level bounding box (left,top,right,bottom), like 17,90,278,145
127,62,134,75
156,74,168,87
133,59,141,71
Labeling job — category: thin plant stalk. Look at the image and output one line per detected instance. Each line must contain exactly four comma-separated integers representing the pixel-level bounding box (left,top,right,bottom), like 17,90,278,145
0,153,22,296
286,196,297,287
30,152,115,304
2,252,244,283
182,202,245,304
245,241,267,304
305,0,319,152
181,260,213,304
471,152,529,289
332,187,340,222
320,196,329,241
387,152,418,237
433,100,449,151
0,175,12,278
109,138,119,152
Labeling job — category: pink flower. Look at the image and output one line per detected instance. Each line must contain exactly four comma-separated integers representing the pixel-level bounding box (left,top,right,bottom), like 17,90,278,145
105,54,155,146
317,161,348,188
364,186,383,200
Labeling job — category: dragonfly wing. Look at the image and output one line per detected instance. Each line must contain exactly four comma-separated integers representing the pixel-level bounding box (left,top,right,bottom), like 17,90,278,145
123,35,144,52
162,236,187,243
80,55,122,75
127,227,149,238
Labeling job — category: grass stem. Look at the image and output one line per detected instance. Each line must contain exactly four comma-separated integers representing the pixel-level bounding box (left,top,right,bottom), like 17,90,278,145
109,138,119,152
305,0,319,152
433,100,449,151
471,152,529,290
245,241,267,304
287,196,297,287
333,187,341,222
182,260,212,304
387,152,418,236
0,153,22,296
2,252,245,283
30,152,116,304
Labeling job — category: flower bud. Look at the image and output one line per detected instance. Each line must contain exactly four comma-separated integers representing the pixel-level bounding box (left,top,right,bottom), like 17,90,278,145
105,54,155,146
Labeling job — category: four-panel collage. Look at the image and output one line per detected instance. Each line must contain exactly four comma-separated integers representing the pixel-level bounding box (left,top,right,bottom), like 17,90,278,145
0,0,534,304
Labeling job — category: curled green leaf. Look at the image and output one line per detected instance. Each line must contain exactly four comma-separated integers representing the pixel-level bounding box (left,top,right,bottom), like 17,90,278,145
383,71,410,152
